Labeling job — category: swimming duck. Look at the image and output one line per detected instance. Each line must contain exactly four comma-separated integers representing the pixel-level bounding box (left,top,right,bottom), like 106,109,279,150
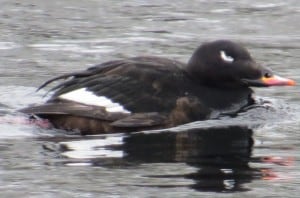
20,40,295,135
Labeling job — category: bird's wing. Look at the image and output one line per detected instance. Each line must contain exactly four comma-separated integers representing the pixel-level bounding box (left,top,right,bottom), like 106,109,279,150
22,57,188,127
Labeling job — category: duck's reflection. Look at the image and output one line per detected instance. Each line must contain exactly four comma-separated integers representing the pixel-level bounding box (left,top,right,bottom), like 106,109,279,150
124,126,253,162
122,126,255,192
52,125,291,193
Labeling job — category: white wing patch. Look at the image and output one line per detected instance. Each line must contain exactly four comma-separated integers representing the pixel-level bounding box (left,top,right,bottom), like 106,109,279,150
220,50,234,63
58,88,131,114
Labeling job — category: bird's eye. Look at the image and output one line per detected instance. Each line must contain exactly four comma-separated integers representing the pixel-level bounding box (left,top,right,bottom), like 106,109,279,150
264,72,272,78
220,50,234,63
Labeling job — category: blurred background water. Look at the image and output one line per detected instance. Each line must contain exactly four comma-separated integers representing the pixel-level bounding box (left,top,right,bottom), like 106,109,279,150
0,0,299,197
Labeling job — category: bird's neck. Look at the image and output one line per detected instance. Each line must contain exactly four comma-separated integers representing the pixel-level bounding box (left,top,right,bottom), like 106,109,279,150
196,86,254,111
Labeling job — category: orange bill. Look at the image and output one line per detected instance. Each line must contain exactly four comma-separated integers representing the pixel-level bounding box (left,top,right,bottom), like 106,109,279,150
260,75,296,86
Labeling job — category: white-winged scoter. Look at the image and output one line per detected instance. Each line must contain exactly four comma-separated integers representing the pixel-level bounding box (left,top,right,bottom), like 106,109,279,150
20,40,295,135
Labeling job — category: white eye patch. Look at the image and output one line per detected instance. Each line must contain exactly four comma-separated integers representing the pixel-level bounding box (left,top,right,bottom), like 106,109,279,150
220,50,234,63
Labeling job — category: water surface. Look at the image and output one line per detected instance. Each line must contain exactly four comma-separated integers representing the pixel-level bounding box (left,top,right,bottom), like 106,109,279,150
0,0,299,197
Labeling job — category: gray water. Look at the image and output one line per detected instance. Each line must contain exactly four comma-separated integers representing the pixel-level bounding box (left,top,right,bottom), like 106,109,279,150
0,0,300,197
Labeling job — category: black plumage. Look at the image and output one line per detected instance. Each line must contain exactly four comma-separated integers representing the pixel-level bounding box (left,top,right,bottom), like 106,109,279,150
20,40,295,135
